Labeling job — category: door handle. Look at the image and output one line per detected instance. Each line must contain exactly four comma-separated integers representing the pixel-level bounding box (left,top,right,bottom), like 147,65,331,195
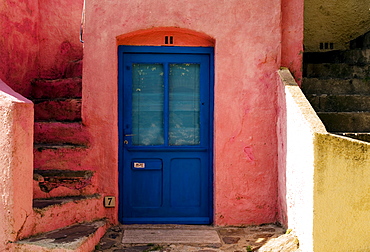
125,134,135,136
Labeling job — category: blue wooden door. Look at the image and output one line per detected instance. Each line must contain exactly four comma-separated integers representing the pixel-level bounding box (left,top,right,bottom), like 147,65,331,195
118,46,213,224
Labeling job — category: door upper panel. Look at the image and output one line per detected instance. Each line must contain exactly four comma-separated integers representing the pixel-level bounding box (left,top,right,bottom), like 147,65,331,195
120,49,211,149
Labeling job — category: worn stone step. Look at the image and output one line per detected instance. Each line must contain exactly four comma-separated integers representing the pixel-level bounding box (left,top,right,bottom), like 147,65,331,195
304,49,370,65
33,177,97,199
306,94,370,112
34,121,89,145
33,169,94,193
350,31,370,50
334,132,370,142
16,219,106,252
305,63,370,79
31,77,82,99
342,49,370,65
29,195,105,236
317,112,370,132
34,144,90,171
34,98,81,121
33,175,97,199
302,78,370,95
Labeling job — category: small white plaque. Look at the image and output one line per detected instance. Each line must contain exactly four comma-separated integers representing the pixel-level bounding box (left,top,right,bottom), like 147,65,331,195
134,162,145,168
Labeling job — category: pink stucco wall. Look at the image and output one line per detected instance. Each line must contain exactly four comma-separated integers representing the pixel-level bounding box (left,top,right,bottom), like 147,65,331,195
38,0,83,79
0,0,83,96
0,0,39,96
84,0,303,225
0,79,33,250
281,0,304,84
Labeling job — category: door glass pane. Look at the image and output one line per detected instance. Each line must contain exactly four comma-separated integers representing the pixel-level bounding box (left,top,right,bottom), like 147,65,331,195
132,64,164,145
169,64,200,145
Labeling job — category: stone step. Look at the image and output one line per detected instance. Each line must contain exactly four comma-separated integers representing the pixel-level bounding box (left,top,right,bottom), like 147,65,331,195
304,49,370,65
306,94,370,112
317,112,370,132
29,195,105,235
34,121,89,145
304,63,370,79
33,169,94,193
334,132,370,142
34,144,90,171
31,77,82,99
34,98,81,121
16,219,106,252
343,49,370,65
350,31,370,50
302,78,370,95
33,174,97,199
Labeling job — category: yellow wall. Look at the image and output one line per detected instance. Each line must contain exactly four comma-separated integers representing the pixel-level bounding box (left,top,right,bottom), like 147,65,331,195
305,0,370,51
279,68,370,251
314,133,370,251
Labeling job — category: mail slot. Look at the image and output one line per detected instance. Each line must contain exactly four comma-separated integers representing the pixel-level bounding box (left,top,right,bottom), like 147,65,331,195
131,159,162,170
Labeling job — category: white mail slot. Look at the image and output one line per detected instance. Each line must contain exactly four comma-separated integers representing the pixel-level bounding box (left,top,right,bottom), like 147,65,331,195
134,162,145,168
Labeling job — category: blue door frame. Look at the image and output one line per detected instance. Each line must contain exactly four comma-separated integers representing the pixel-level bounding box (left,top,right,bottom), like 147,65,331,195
118,46,214,224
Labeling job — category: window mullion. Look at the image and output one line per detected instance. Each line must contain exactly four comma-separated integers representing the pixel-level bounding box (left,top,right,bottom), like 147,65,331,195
163,63,169,146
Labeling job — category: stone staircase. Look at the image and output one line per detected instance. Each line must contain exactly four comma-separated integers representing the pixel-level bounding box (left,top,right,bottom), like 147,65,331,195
302,31,370,142
15,60,107,251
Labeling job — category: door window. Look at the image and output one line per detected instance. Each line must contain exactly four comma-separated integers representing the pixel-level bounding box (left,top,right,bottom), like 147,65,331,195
169,63,200,146
132,63,164,146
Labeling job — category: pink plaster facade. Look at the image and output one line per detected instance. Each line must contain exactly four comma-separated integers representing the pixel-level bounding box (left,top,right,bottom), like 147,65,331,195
37,0,83,79
0,0,304,248
84,0,303,225
0,0,39,96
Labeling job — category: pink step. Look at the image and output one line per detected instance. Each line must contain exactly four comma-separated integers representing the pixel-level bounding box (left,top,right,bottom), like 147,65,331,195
16,221,107,252
16,221,106,252
13,196,106,240
34,122,89,145
34,144,90,170
33,169,97,199
16,220,108,252
31,77,82,99
29,196,106,235
34,98,81,121
33,177,97,199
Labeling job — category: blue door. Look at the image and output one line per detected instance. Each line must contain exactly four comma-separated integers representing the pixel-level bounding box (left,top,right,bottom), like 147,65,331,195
118,46,213,224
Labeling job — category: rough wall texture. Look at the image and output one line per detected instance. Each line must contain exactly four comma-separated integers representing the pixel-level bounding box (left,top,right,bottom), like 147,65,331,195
84,0,303,225
38,0,83,79
0,0,83,95
0,0,39,96
305,0,370,52
281,0,304,83
277,69,325,252
0,79,33,250
314,134,370,252
278,68,370,251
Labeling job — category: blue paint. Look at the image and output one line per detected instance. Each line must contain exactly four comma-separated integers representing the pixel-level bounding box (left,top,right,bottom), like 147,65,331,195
118,46,214,224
